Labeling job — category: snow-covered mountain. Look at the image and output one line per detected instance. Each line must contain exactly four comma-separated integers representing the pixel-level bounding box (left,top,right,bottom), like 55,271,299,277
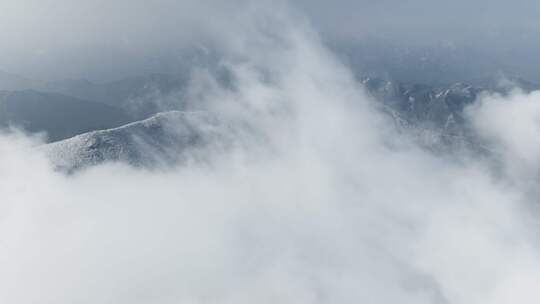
41,111,227,172
39,76,532,171
365,78,477,126
362,77,540,150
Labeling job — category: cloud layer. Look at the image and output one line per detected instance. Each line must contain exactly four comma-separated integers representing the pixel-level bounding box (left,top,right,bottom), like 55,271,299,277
1,2,540,303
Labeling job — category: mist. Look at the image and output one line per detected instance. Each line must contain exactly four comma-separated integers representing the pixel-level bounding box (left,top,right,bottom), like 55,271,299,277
1,1,540,303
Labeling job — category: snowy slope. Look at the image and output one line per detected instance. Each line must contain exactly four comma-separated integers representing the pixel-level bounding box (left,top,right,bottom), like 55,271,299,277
41,111,226,171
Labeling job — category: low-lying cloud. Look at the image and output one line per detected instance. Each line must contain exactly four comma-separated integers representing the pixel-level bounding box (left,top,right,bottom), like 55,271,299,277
468,90,540,179
1,3,540,304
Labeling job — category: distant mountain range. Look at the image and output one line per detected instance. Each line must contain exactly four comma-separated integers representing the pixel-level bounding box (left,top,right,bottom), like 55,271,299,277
363,76,539,150
44,73,189,119
1,69,538,170
0,71,193,142
0,71,190,120
0,90,132,142
0,70,40,91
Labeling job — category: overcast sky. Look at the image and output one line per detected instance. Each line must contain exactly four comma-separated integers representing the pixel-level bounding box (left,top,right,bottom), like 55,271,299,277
296,0,540,42
1,0,539,81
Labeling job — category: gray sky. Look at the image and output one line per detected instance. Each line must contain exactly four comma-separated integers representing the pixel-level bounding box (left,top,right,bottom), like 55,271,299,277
296,0,540,43
1,0,540,81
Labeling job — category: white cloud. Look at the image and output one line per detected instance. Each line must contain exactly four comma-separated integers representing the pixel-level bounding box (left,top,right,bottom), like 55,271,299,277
468,89,540,179
1,2,540,303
